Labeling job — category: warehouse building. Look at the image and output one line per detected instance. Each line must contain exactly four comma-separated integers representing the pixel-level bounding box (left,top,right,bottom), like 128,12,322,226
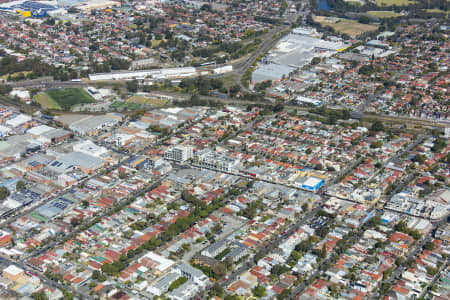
68,114,122,136
48,152,105,174
252,31,350,84
0,0,59,18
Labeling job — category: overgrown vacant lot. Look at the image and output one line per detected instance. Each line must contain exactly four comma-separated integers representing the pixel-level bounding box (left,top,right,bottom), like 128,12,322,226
314,16,379,37
376,0,415,6
46,88,95,110
367,11,402,18
33,92,61,110
126,95,169,106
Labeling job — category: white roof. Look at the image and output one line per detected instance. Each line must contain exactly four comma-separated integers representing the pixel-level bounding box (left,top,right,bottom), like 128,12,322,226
0,125,11,134
28,125,55,136
10,90,30,99
141,252,174,272
5,114,31,127
0,229,10,238
73,140,108,157
3,265,23,276
3,199,21,209
161,107,184,114
303,177,322,187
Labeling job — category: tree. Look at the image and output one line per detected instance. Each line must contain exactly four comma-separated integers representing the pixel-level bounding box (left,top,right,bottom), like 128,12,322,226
320,245,327,259
315,225,329,238
370,121,384,132
311,57,321,65
0,84,12,95
70,217,82,227
168,276,188,291
0,186,9,200
81,200,89,208
16,180,25,191
91,270,101,280
423,241,435,251
413,154,426,164
271,264,290,276
395,257,405,266
212,263,227,278
212,223,222,234
359,16,371,24
370,141,383,148
432,137,447,153
211,282,224,297
126,80,138,93
31,291,48,300
253,285,266,297
224,256,233,271
278,289,290,300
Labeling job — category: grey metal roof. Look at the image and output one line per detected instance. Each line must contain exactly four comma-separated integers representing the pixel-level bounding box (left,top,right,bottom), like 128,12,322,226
48,151,104,173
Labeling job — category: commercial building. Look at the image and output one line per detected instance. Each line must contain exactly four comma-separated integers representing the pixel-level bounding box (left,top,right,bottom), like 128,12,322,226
193,148,238,173
3,265,24,282
301,177,324,192
164,146,194,162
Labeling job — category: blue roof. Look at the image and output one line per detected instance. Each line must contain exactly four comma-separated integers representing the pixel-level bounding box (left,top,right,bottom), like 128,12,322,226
2,1,57,11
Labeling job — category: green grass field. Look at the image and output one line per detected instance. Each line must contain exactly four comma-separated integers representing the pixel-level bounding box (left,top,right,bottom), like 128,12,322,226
376,0,415,6
46,88,94,110
33,92,62,110
126,95,168,106
367,11,401,18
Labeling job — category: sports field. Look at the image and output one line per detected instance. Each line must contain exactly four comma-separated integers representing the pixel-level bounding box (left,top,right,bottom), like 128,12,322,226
314,16,378,37
33,92,62,110
126,95,168,106
367,11,401,18
46,88,94,110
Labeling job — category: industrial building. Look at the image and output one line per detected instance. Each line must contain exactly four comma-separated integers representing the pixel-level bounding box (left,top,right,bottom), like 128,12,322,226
65,114,122,136
252,29,350,84
88,67,197,81
74,0,120,11
295,96,323,107
89,65,233,81
48,151,105,174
